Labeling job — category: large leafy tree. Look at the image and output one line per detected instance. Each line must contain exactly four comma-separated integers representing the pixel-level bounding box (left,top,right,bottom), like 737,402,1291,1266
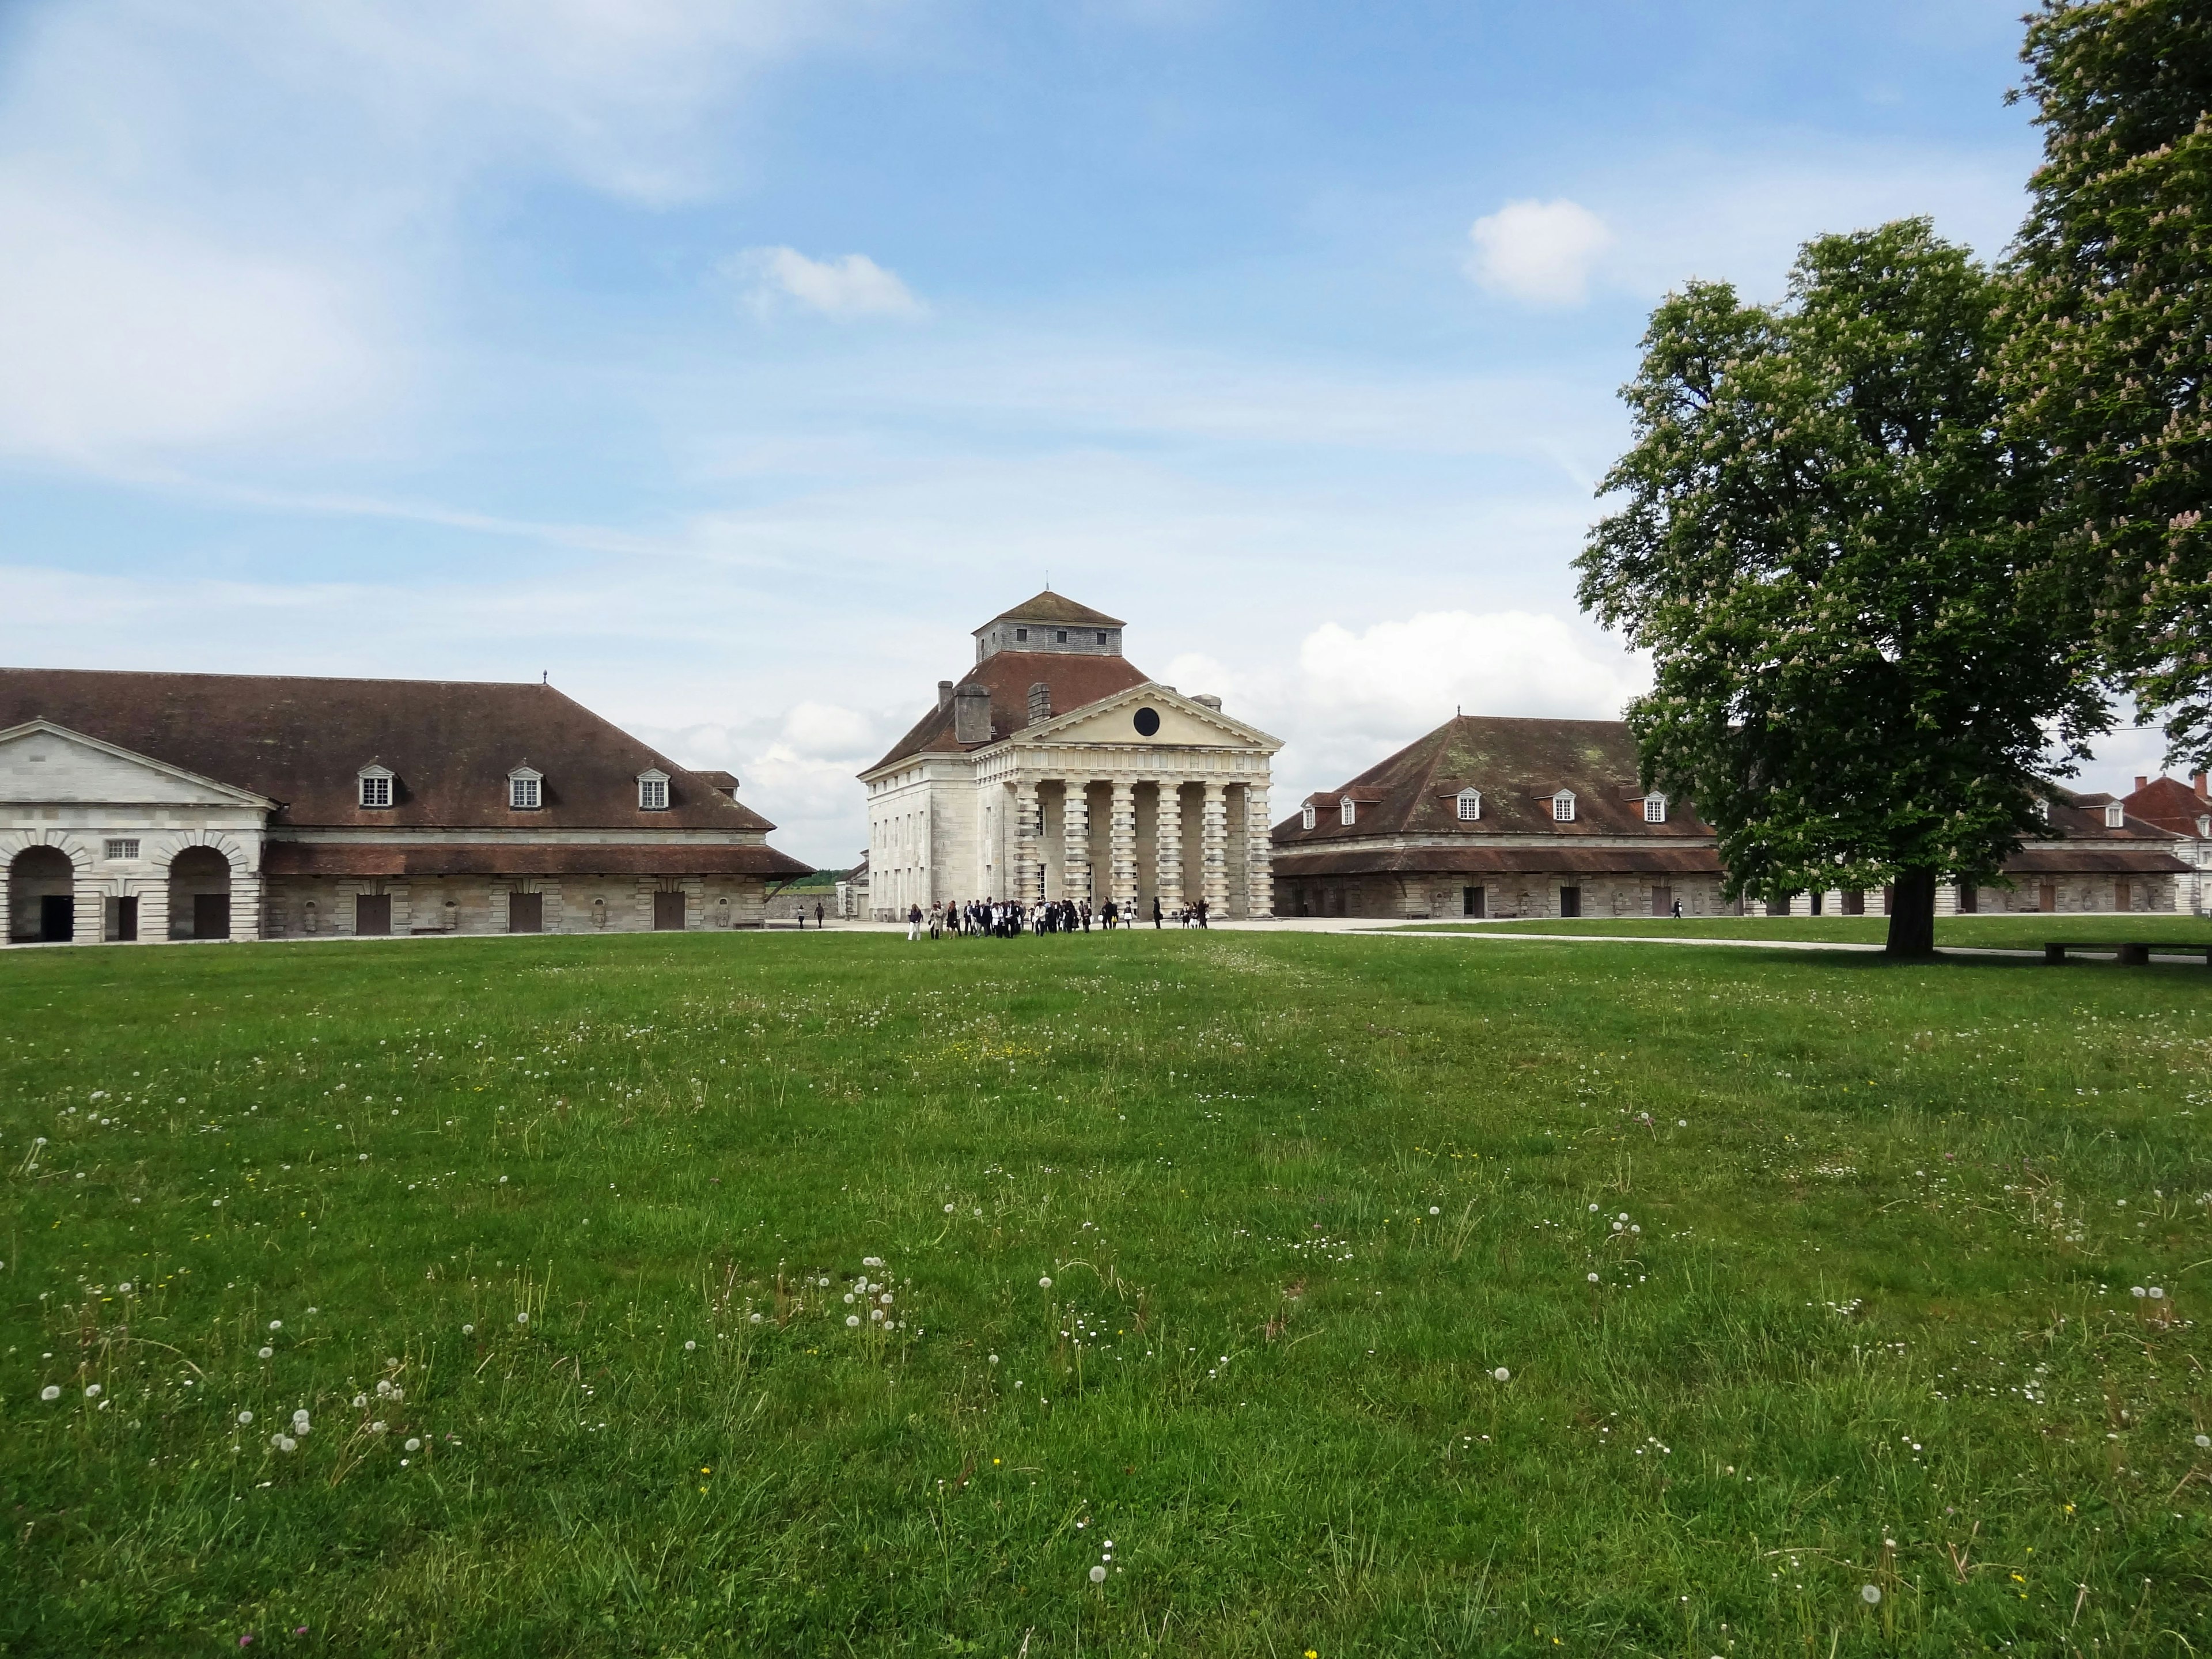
2005,0,2212,759
1578,221,2109,956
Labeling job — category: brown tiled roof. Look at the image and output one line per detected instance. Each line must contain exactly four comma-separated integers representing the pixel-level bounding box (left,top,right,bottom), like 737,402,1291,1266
979,590,1124,631
2002,847,2194,876
866,650,1153,772
263,843,810,878
0,668,777,833
2039,785,2188,842
1276,845,1724,877
2120,775,2211,837
1274,715,1712,844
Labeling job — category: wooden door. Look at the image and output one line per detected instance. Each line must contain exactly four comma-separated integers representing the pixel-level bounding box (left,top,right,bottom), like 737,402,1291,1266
2039,881,2058,912
1463,885,1486,918
1841,890,1865,915
194,893,230,939
2115,878,2131,912
508,892,543,934
653,890,686,931
1650,885,1672,917
355,894,392,936
1559,885,1582,918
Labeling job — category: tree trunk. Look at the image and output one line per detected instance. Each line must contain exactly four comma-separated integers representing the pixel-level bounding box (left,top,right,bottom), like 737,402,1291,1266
1885,868,1938,956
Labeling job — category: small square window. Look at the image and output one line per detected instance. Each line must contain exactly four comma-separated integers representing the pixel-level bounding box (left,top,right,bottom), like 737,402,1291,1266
359,774,393,808
639,777,669,811
1095,631,1108,644
1643,794,1666,824
510,777,541,810
1056,630,1069,643
105,838,139,861
1340,797,1357,825
1015,627,1029,641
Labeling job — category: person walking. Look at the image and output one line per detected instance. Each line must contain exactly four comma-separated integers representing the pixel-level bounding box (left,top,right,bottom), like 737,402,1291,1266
815,900,825,929
1196,897,1209,929
907,903,922,942
1152,895,1163,929
1670,899,1683,920
929,899,944,939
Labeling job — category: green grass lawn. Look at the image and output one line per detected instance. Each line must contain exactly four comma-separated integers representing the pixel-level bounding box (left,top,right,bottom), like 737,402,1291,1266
3,931,2210,1657
1400,914,2212,951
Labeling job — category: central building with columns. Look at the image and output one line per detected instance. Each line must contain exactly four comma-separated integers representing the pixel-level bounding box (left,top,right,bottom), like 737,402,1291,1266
859,592,1281,920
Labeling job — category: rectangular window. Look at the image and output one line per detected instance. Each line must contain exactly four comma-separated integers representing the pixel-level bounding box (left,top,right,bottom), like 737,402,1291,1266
1340,797,1356,825
1456,792,1480,821
1559,885,1582,918
1095,631,1108,644
2104,803,2125,827
510,777,540,809
1056,630,1069,643
104,838,139,860
638,778,669,810
1015,627,1029,641
1301,804,1316,830
1643,795,1666,823
1552,794,1575,822
359,775,392,808
1462,885,1486,918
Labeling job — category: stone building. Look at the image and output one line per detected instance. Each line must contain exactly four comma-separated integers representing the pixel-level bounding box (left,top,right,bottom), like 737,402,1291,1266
1276,713,2196,921
859,592,1281,919
2,668,808,944
2119,773,2212,913
1272,714,1725,920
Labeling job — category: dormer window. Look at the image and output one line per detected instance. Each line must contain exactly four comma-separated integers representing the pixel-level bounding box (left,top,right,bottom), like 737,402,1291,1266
2104,802,2124,828
358,764,394,809
2035,797,2051,823
1301,804,1316,830
638,769,670,811
1552,791,1576,823
1340,797,1357,825
2198,815,2210,840
1456,788,1482,821
507,764,543,810
1643,793,1666,824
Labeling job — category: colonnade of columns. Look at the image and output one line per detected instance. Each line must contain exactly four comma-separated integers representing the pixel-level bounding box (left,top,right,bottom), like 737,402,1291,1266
1004,774,1270,918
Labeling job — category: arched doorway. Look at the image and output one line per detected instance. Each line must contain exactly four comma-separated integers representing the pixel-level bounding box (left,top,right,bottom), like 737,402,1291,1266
10,846,76,943
168,846,233,940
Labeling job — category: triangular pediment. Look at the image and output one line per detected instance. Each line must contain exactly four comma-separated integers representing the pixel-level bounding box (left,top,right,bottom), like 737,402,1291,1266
0,720,276,809
1013,684,1281,752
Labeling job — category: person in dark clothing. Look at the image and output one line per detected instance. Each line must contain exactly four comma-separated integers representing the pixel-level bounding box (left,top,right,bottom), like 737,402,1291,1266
1152,896,1163,929
815,901,825,929
1196,898,1209,929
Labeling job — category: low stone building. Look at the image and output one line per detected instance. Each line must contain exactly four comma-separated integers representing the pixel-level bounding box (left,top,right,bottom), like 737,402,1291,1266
1,668,808,944
1277,713,2196,921
1272,714,1725,920
860,591,1282,919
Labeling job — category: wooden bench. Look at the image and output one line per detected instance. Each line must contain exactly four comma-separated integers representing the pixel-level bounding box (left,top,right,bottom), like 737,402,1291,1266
2044,941,2212,966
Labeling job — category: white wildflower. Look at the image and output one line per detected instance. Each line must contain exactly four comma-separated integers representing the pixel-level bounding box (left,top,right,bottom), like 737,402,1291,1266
237,1410,254,1426
40,1385,60,1402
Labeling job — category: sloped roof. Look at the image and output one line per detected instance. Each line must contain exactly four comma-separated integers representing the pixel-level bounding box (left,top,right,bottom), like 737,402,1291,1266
0,668,777,833
977,590,1125,631
1275,715,1712,844
866,650,1152,772
264,843,810,877
2041,783,2188,842
2120,775,2211,837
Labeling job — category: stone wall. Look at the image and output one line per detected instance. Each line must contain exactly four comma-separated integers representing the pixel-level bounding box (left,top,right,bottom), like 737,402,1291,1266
262,873,770,938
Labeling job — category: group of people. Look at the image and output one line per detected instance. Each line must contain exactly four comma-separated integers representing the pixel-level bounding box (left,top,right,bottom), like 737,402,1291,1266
903,895,1211,938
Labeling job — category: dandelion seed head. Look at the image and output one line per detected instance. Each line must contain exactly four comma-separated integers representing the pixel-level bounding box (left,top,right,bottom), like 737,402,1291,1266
237,1410,254,1426
257,1347,273,1360
405,1437,422,1452
1493,1367,1510,1382
1860,1585,1881,1605
1089,1565,1107,1584
1039,1277,1052,1290
40,1385,60,1402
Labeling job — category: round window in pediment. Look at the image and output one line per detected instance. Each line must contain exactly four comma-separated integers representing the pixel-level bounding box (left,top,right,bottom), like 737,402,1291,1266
1132,707,1161,737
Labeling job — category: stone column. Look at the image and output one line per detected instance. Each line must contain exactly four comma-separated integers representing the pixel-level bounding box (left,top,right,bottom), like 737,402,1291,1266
1062,780,1090,905
1014,779,1041,906
1155,781,1183,911
1110,779,1138,913
1244,783,1271,918
1201,782,1230,916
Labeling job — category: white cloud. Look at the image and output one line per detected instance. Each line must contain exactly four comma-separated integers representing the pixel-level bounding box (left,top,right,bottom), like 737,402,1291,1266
735,247,927,319
0,169,387,465
1464,198,1614,306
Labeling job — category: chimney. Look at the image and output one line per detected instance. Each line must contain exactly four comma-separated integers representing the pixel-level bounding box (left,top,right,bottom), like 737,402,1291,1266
2135,775,2149,793
937,680,955,709
2195,772,2208,798
1192,693,1223,711
953,682,993,744
1027,681,1052,725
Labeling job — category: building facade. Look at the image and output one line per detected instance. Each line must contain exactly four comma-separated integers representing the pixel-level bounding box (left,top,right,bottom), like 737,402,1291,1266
2,669,808,945
1276,714,2195,921
859,592,1281,919
2119,774,2212,913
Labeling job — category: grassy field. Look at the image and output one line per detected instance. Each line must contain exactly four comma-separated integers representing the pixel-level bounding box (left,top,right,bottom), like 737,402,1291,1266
3,930,2210,1657
1400,914,2212,950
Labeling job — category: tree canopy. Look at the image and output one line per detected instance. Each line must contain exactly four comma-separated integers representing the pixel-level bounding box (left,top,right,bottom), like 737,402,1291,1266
2006,0,2212,759
1577,221,2109,955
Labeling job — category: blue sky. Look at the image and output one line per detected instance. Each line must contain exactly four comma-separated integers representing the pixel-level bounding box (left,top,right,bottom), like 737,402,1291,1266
0,1,2166,866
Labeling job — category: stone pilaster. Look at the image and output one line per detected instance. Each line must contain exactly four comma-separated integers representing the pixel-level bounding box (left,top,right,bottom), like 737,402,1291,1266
1155,781,1183,910
1062,780,1090,905
232,873,264,942
1244,783,1271,918
1014,779,1041,906
1201,782,1230,915
1110,779,1138,913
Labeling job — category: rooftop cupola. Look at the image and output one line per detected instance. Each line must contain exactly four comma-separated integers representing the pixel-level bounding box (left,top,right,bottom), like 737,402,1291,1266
974,590,1125,663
